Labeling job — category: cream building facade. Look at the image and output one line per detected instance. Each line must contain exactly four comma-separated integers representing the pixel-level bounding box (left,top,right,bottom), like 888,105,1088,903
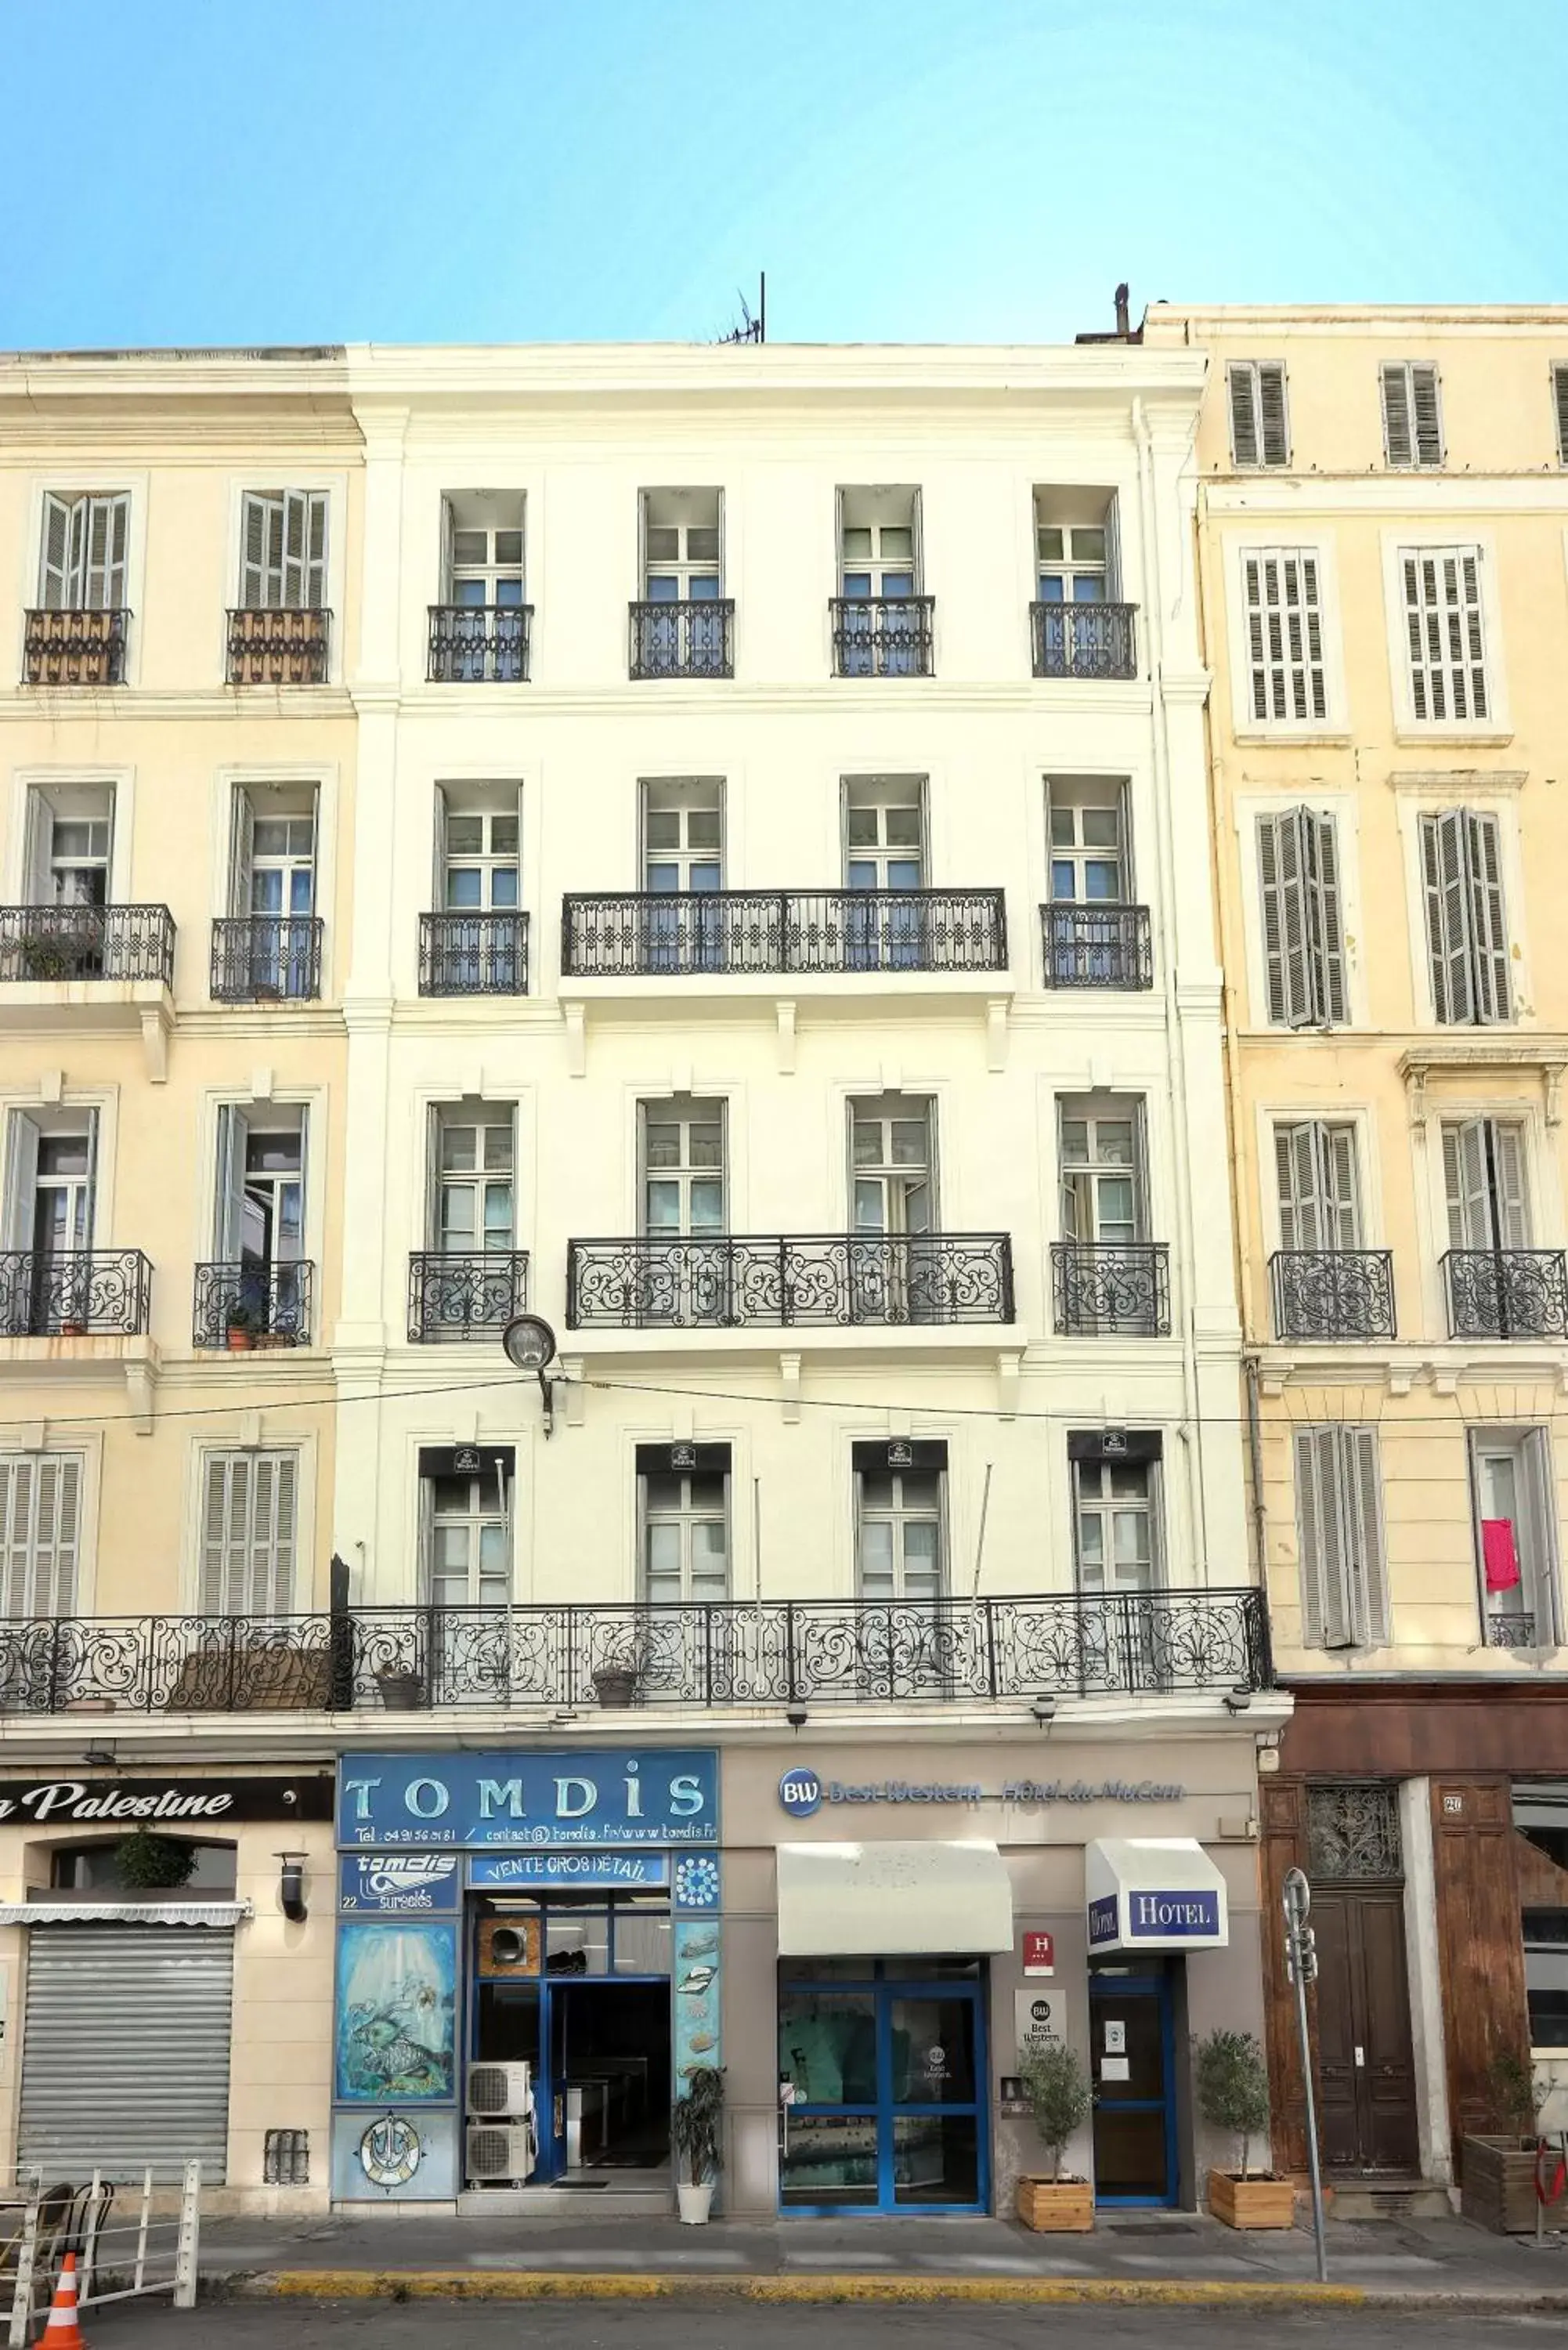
1147,303,1568,2198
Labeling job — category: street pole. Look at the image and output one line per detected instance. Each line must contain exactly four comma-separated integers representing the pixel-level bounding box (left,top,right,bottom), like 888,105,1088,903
1282,1866,1328,2283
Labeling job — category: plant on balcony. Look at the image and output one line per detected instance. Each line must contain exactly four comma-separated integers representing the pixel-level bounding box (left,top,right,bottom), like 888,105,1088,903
225,1303,258,1350
1194,2029,1292,2229
1015,2041,1093,2231
114,1828,198,1891
19,933,78,982
670,2065,724,2223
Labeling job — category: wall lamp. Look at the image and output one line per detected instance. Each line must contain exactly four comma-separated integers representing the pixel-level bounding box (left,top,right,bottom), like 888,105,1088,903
1030,1695,1057,1726
276,1852,308,1923
501,1313,563,1438
1223,1687,1253,1716
786,1704,809,1730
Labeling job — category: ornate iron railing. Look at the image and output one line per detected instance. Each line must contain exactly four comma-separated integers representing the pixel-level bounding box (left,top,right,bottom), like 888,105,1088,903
1270,1249,1396,1343
210,916,323,1002
1442,1249,1568,1341
1040,904,1152,989
226,607,331,686
0,905,175,987
1485,1611,1537,1650
0,1250,151,1339
409,1251,529,1342
193,1260,314,1349
562,888,1007,977
418,911,529,996
628,599,734,679
831,595,934,678
0,1589,1272,1714
1031,601,1137,680
427,603,533,683
1052,1242,1171,1336
23,608,130,688
568,1233,1013,1329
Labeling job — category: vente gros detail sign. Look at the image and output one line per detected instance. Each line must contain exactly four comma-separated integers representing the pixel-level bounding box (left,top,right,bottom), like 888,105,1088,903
336,1750,718,1849
0,1775,333,1828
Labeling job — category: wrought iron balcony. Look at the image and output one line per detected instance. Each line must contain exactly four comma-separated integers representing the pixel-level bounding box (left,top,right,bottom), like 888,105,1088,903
0,905,175,987
1040,904,1152,989
23,608,130,688
1270,1249,1396,1343
1442,1249,1568,1341
409,1251,529,1343
0,1250,151,1339
210,916,323,1003
1031,601,1137,680
562,888,1006,977
568,1232,1013,1330
628,599,734,679
225,607,331,686
418,911,529,996
0,1588,1273,1714
427,603,533,683
1052,1242,1171,1336
1485,1612,1537,1650
831,595,934,678
193,1261,314,1349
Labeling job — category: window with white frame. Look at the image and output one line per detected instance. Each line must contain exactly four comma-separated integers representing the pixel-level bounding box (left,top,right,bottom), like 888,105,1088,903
231,785,317,919
641,490,722,601
213,1102,308,1338
1241,549,1327,724
638,1443,729,1603
1381,363,1444,468
420,1447,511,1609
1227,362,1290,468
1058,1094,1145,1244
2,1108,98,1296
1419,808,1511,1024
643,780,724,894
844,780,925,885
1274,1120,1361,1251
1472,1427,1559,1650
1046,779,1129,904
850,1096,935,1235
1554,366,1568,468
199,1450,298,1614
38,493,129,611
1442,1117,1530,1251
1034,499,1115,604
239,490,327,610
436,794,520,915
1293,1425,1389,1650
443,494,525,608
21,783,114,909
1255,807,1346,1028
853,1439,945,1601
430,1102,514,1255
640,1097,724,1238
0,1454,82,1616
1071,1434,1161,1593
1400,547,1490,723
840,490,920,598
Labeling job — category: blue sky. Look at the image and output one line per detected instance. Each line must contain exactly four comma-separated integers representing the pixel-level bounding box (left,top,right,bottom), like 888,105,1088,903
2,0,1562,349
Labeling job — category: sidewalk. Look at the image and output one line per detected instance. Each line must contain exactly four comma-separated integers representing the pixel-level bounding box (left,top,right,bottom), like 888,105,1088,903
197,2207,1568,2309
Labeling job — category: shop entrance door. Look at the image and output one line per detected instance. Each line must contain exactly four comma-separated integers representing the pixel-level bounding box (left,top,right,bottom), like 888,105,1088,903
545,1979,672,2177
1089,1972,1177,2206
777,1962,988,2214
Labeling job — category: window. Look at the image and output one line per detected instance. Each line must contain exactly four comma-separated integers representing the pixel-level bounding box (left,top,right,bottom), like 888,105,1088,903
1227,362,1290,468
1058,1095,1144,1243
443,494,525,608
1293,1426,1389,1650
199,1450,297,1614
1400,547,1489,723
638,1443,730,1603
844,779,924,891
643,780,723,893
850,1096,934,1235
640,1097,724,1237
431,1102,514,1253
437,796,520,913
227,784,318,997
52,1840,236,1893
0,1455,81,1616
239,490,327,609
1471,1429,1559,1650
1274,1121,1360,1251
840,489,919,599
1071,1434,1162,1594
1241,550,1326,724
420,1447,512,1608
215,1103,307,1336
1555,366,1568,468
641,490,722,600
1036,519,1108,604
1046,780,1129,905
1255,808,1346,1028
1419,808,1510,1024
38,493,128,610
2,1108,96,1260
1442,1117,1530,1252
1381,363,1443,468
24,786,114,909
1514,1784,1568,2047
853,1439,945,1600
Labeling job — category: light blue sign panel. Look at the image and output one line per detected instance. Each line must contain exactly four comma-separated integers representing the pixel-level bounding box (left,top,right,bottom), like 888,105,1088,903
334,1921,457,2104
469,1849,670,1893
339,1854,461,1914
337,1748,718,1849
331,2108,459,2202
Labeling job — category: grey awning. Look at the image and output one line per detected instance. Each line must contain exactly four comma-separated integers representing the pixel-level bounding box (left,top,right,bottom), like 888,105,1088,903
0,1902,252,1927
777,1841,1013,1956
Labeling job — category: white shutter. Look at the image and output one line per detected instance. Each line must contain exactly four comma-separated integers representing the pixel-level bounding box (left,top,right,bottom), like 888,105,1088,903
1244,551,1327,725
38,495,72,608
432,786,450,910
215,1104,249,1260
81,494,128,611
249,1452,296,1614
1258,813,1302,1025
240,494,276,609
1344,1427,1389,1647
305,491,327,609
1229,363,1288,467
1305,809,1346,1025
1228,367,1260,467
1411,366,1443,465
201,1451,296,1615
1258,363,1289,465
2,1112,42,1252
1324,1124,1360,1249
440,497,456,601
1421,809,1471,1024
1403,547,1488,722
1383,363,1442,467
1443,1118,1493,1249
22,792,53,905
201,1454,241,1613
0,1459,32,1618
1555,366,1568,469
1295,1428,1355,1650
1465,810,1510,1023
1275,1123,1322,1253
1493,1123,1529,1249
229,786,255,916
1382,364,1414,466
0,1455,79,1619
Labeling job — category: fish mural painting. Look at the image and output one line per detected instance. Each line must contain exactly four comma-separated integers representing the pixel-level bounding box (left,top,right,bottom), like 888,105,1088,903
334,1921,457,2103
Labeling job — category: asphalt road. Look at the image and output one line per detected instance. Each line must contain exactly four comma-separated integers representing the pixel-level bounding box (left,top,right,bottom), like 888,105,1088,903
74,2303,1568,2349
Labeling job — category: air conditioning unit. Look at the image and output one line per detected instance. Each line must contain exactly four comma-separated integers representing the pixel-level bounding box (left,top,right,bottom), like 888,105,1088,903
468,2061,535,2119
466,2121,538,2184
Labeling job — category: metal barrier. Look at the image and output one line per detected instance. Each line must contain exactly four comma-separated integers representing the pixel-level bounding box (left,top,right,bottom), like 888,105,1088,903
5,2164,198,2341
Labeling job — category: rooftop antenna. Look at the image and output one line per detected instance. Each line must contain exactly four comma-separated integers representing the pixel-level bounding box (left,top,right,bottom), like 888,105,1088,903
717,273,766,345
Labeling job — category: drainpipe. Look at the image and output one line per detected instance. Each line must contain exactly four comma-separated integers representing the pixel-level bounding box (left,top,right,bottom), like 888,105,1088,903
1245,1351,1269,1594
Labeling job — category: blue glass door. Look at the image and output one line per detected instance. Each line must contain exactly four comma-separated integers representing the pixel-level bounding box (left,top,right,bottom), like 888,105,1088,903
1089,1972,1177,2206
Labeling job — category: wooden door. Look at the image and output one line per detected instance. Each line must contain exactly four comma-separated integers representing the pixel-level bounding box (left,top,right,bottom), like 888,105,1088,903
1310,1887,1419,2171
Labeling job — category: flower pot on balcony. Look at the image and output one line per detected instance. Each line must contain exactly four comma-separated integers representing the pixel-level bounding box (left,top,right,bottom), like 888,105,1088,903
226,1322,255,1351
59,1321,87,1338
1208,2168,1296,2229
592,1667,638,1710
377,1669,428,1712
1014,2176,1094,2232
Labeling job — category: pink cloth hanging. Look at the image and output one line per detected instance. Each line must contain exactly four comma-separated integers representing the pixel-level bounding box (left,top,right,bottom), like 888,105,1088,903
1482,1517,1521,1593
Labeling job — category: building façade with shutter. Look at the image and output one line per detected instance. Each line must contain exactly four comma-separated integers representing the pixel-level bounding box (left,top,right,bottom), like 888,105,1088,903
1145,304,1568,2201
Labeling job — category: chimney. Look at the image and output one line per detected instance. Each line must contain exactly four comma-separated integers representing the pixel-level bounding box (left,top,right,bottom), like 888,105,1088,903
1114,283,1131,339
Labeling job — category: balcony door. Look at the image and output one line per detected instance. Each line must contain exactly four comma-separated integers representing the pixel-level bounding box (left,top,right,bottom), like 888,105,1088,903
2,1110,96,1336
641,781,723,973
849,1096,935,1322
25,786,114,912
1059,1097,1143,1246
432,1104,515,1257
216,1104,305,1338
639,1099,726,1323
838,490,921,676
231,786,317,998
1443,1118,1528,1253
435,793,521,988
854,1443,945,1605
844,783,925,968
39,493,128,612
1275,1122,1360,1253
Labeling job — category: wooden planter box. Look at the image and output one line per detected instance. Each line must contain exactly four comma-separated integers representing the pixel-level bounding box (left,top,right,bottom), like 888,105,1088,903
1461,2135,1568,2234
1209,2168,1296,2230
1015,2176,1094,2232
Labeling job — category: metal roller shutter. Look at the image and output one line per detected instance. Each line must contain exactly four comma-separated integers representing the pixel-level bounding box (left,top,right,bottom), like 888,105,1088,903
19,1925,233,2182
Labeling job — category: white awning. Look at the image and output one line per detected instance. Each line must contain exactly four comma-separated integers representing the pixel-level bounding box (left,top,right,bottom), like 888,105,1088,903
1086,1838,1228,1954
0,1902,252,1928
777,1841,1013,1957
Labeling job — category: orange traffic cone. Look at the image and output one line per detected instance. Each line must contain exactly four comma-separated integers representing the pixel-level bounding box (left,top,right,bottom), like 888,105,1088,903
42,2253,86,2350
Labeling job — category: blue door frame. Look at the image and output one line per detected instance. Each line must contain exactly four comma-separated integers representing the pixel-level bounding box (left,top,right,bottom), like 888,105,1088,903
1089,1972,1178,2208
780,1973,990,2217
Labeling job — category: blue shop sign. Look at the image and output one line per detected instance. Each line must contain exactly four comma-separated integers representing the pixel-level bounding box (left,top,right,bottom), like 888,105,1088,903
468,1849,670,1893
337,1749,719,1849
1129,1889,1222,1940
339,1853,461,1914
1087,1896,1119,1948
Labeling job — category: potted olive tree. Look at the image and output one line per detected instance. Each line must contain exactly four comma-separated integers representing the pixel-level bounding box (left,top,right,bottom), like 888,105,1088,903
1015,2041,1093,2231
1195,2029,1293,2228
670,2065,724,2224
1461,2052,1562,2232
